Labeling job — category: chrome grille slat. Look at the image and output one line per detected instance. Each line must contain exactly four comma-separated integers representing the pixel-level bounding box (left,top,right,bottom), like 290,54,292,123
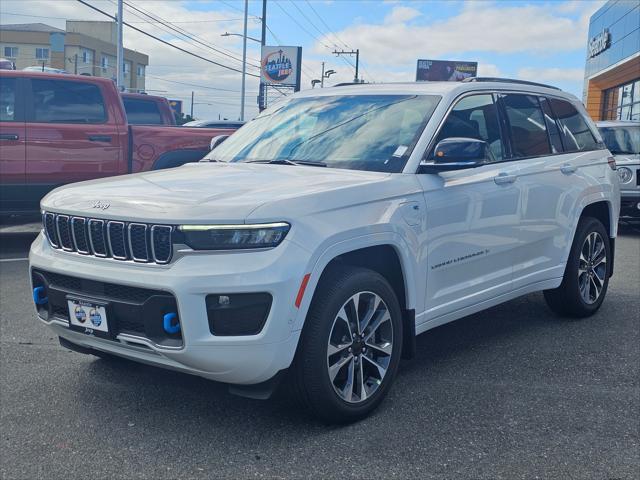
71,217,89,254
107,221,128,260
42,212,172,264
128,223,149,262
56,215,73,251
151,225,173,264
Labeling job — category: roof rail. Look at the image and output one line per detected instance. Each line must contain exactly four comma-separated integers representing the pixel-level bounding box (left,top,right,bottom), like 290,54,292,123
333,82,368,87
462,77,561,91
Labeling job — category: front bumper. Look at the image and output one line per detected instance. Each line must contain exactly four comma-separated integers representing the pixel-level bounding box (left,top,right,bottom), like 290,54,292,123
29,233,309,384
620,191,640,218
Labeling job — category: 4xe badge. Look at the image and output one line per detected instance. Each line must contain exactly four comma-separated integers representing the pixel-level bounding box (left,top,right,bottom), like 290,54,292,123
92,200,110,210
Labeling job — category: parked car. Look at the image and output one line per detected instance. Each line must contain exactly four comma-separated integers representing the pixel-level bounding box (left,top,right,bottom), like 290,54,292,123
121,92,176,126
597,120,639,219
0,70,239,215
30,78,619,423
183,119,245,129
0,58,15,70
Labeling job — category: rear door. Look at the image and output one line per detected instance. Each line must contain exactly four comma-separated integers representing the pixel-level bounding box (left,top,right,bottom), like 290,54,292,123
0,75,27,213
25,77,125,207
507,94,607,289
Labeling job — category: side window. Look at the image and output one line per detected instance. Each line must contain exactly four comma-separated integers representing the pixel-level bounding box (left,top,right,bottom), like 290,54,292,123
0,77,16,122
500,94,551,158
432,94,503,161
539,97,564,154
31,79,107,124
123,98,163,125
548,98,598,152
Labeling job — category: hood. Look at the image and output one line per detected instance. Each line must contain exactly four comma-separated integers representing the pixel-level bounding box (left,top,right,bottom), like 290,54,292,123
612,153,640,166
41,162,394,223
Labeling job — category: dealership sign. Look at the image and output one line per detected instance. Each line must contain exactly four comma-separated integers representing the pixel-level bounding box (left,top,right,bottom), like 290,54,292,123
588,29,611,58
416,60,478,82
260,46,302,90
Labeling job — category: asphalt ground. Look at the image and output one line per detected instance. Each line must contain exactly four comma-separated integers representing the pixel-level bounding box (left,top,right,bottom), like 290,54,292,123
1,223,639,479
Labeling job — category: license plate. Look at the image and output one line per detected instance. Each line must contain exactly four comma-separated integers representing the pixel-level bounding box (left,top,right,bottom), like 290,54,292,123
67,297,109,337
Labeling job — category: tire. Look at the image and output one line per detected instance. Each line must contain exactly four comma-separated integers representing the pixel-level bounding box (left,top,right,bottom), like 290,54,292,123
291,265,403,423
544,216,611,318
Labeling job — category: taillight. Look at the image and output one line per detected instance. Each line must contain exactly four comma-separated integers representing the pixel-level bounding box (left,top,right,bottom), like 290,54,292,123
608,156,617,170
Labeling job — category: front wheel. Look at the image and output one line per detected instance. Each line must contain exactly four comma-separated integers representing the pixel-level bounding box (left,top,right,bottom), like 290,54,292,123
291,266,403,423
544,216,611,318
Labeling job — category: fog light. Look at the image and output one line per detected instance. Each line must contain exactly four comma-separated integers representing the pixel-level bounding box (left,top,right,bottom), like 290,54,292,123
206,293,272,336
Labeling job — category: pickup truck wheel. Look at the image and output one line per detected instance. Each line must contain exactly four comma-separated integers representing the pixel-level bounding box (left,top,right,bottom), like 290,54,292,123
292,266,403,423
543,217,611,318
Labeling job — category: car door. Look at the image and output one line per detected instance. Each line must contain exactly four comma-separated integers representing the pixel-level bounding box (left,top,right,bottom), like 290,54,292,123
25,76,124,208
415,93,521,323
0,75,27,213
507,94,607,289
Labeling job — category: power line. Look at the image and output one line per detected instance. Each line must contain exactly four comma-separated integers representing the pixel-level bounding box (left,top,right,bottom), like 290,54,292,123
0,11,248,23
303,0,351,49
146,74,258,94
119,0,261,69
75,0,259,77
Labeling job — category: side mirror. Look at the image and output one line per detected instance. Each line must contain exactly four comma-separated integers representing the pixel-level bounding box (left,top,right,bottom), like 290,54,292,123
210,135,229,151
418,137,493,173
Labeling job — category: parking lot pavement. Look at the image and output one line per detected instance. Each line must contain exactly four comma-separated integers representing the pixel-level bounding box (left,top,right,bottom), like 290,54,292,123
1,226,638,480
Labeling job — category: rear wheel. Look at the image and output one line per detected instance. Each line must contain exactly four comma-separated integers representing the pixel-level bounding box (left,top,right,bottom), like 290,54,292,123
544,217,611,318
291,266,403,423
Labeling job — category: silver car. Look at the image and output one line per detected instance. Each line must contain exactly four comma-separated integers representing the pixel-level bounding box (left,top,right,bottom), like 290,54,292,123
597,121,640,220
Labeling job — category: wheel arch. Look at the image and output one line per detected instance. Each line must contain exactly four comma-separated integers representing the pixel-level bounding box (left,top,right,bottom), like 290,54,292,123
298,237,418,359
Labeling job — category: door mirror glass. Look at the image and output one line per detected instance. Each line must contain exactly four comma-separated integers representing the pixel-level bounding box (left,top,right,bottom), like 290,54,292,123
419,137,493,173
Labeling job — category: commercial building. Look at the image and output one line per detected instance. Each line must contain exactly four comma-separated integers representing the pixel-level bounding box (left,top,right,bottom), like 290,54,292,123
583,0,639,121
0,21,148,92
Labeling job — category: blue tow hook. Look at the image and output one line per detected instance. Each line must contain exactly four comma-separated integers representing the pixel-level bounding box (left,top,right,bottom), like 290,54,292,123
33,286,48,306
163,312,180,334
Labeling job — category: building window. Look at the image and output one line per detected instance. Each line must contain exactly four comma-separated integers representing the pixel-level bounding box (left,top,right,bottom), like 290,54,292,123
123,62,130,75
101,56,109,70
137,65,145,77
82,50,93,65
602,79,640,121
4,46,18,58
36,48,49,60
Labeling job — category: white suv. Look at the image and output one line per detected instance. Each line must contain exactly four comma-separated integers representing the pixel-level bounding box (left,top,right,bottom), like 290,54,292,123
30,79,620,423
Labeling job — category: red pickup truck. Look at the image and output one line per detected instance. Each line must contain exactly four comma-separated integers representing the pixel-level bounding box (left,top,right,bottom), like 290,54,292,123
121,92,176,126
0,71,237,215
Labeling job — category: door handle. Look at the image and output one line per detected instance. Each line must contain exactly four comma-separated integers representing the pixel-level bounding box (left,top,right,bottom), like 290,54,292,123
88,135,112,143
494,173,517,185
560,163,577,175
0,134,19,141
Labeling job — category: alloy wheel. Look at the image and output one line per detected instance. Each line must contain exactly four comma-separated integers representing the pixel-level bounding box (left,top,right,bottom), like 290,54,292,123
578,231,607,305
326,291,393,403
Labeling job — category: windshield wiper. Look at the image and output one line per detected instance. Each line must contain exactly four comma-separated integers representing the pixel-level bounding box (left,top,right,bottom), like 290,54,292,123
246,159,326,167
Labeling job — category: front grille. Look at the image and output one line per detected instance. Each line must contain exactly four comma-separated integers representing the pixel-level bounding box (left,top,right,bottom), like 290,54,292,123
43,212,173,264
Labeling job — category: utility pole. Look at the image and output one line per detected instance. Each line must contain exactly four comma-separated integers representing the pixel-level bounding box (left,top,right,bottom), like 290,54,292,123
190,91,194,118
116,0,124,90
333,49,360,83
320,62,325,88
258,0,267,112
239,0,248,121
74,54,78,74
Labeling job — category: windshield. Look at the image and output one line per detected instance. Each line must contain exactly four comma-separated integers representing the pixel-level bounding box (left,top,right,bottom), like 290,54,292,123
598,125,640,155
204,94,440,172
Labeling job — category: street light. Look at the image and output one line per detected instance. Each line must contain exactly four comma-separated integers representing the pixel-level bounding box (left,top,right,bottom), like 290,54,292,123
311,79,321,88
221,32,262,44
320,62,336,88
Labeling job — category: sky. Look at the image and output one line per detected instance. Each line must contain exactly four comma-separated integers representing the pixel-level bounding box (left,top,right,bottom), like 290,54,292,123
0,0,607,121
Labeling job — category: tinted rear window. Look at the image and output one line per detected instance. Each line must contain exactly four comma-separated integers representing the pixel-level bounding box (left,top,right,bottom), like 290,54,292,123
548,98,598,152
31,79,106,124
123,98,163,125
0,77,16,122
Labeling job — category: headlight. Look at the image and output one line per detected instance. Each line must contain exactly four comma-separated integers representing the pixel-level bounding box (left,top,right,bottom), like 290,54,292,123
617,167,633,184
177,222,290,250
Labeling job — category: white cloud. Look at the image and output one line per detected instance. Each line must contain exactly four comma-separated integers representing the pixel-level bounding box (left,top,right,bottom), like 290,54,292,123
477,63,501,77
312,1,598,68
517,67,585,83
384,6,421,24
